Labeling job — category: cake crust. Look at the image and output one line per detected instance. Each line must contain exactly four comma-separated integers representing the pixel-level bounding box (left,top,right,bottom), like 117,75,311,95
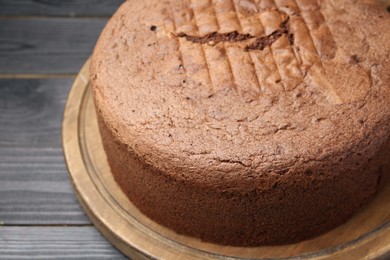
90,0,390,246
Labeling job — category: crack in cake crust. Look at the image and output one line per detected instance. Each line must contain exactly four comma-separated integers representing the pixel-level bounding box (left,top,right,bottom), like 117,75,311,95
245,17,292,51
177,30,254,44
176,17,292,51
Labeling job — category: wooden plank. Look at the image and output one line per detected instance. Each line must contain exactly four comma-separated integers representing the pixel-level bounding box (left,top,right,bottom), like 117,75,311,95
0,79,72,148
0,18,107,74
0,0,123,17
0,147,90,225
0,79,90,224
0,226,126,259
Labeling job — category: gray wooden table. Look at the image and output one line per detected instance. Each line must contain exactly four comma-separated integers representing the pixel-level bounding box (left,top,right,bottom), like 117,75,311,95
0,1,127,258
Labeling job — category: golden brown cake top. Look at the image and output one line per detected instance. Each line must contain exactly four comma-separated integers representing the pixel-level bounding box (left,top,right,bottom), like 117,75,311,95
91,0,390,186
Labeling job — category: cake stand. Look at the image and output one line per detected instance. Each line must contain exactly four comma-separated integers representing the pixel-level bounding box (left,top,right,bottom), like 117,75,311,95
62,59,390,259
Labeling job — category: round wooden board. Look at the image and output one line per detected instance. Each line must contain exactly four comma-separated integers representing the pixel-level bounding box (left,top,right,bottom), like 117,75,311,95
62,60,390,260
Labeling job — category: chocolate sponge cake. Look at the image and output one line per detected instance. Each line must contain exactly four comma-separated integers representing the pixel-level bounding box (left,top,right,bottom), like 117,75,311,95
90,0,390,246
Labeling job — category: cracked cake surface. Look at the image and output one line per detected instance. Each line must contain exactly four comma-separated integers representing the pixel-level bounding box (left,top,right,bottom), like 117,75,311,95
90,0,390,246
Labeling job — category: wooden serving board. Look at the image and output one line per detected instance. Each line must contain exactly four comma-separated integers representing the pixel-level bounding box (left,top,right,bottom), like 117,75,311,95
62,60,390,260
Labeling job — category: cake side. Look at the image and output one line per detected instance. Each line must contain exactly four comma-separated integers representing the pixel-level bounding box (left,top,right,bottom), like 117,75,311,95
90,0,390,246
96,106,389,246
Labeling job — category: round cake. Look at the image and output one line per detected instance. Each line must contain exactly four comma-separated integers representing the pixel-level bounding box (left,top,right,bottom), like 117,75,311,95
90,0,390,246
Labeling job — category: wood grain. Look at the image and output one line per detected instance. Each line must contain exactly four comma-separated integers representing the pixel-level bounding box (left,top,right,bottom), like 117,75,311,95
0,79,90,225
0,79,72,148
0,147,90,225
0,19,107,74
0,226,125,259
0,0,123,17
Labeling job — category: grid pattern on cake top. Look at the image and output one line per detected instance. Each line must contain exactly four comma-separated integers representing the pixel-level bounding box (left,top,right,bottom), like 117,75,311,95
164,0,370,104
